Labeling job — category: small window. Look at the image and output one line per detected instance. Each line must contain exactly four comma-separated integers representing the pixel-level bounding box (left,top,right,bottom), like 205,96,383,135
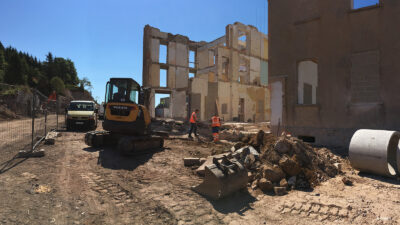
159,44,167,64
189,72,195,78
351,0,379,10
189,50,195,68
298,60,318,105
160,69,167,87
222,61,229,74
221,104,227,114
238,34,247,49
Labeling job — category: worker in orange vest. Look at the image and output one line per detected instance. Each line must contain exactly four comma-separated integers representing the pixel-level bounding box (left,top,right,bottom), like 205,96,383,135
211,114,221,142
188,109,199,138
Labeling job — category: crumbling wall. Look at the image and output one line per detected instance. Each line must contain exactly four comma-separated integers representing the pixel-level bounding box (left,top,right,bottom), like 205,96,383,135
269,0,400,148
143,23,270,122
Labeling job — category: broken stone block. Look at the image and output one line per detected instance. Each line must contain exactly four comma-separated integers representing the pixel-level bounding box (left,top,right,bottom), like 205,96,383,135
251,180,258,190
279,178,288,189
258,178,274,192
274,138,292,154
183,158,201,167
342,177,353,186
44,131,58,145
248,172,255,181
279,155,301,176
44,138,55,145
18,149,45,158
236,146,259,158
262,164,285,183
334,163,342,171
244,154,256,169
274,186,287,196
324,164,339,177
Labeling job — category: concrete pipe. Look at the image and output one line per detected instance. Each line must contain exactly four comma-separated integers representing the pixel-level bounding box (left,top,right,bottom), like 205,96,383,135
349,129,400,177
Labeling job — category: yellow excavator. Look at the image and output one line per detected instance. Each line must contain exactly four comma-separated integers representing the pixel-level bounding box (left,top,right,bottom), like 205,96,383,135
84,78,164,154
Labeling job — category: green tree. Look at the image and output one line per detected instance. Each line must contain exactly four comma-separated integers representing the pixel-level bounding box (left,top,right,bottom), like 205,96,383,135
50,76,65,95
79,77,92,91
4,53,28,84
0,47,6,83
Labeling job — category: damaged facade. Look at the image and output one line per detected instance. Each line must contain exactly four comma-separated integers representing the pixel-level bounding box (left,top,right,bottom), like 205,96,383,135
142,22,270,122
269,0,400,148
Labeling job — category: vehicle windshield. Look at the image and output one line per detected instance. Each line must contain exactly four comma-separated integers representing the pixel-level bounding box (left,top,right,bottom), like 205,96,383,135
107,79,140,103
68,102,94,111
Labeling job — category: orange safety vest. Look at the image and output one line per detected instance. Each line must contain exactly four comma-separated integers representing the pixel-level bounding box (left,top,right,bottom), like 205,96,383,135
211,116,220,127
190,112,197,123
47,91,57,102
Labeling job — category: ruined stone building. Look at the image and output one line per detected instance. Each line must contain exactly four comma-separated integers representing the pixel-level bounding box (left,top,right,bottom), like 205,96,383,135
269,0,400,148
142,22,270,122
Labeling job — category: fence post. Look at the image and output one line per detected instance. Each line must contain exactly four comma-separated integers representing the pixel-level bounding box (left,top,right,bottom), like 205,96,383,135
31,90,35,151
56,98,59,130
44,107,47,136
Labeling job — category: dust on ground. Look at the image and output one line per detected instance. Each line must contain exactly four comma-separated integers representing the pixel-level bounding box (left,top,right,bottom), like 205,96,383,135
0,121,400,224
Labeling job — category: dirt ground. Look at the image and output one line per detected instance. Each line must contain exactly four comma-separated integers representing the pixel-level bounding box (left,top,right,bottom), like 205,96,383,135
1,122,400,225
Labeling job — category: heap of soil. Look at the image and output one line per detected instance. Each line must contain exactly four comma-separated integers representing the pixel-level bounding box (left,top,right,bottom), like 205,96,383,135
0,104,18,120
239,131,341,192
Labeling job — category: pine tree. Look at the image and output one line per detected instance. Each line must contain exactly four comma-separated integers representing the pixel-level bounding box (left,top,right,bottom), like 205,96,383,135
4,53,28,85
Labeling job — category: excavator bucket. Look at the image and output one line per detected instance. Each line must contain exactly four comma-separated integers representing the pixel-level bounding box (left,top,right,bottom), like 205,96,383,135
192,157,248,200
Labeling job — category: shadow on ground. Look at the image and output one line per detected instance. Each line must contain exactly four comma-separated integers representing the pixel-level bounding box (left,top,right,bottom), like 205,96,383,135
358,172,400,185
0,154,28,174
93,146,166,171
206,190,256,215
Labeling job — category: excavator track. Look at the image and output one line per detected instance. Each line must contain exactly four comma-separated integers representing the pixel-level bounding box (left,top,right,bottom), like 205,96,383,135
84,131,164,155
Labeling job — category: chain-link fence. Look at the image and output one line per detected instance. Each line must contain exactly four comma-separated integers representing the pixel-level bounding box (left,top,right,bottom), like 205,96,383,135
0,83,68,153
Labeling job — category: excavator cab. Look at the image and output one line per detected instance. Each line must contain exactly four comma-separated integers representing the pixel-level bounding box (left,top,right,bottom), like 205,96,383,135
103,78,151,135
105,78,141,104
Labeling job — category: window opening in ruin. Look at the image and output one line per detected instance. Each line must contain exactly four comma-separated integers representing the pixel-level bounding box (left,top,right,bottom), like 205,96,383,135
189,50,195,68
297,60,318,105
238,98,245,122
160,69,167,87
238,34,247,49
213,55,216,65
155,93,171,118
222,60,229,74
159,44,167,64
238,76,241,83
351,0,379,9
298,136,315,143
189,72,195,78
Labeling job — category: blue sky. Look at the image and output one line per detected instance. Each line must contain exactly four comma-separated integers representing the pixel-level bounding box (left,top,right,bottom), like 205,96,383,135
353,0,380,9
0,0,268,105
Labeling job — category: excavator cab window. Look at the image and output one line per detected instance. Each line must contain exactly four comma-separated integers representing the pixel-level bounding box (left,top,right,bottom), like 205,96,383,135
106,79,140,104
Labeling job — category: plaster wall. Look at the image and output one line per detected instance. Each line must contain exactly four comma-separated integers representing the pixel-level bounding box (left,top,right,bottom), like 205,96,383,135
269,0,400,149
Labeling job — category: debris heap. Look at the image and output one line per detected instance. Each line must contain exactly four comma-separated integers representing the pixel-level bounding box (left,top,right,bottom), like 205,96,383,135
235,131,341,194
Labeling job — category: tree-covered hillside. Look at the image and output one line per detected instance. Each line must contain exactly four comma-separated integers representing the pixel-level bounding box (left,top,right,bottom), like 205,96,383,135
0,41,91,96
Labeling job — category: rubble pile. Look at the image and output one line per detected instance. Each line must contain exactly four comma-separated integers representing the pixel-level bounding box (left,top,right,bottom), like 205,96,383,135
234,131,341,194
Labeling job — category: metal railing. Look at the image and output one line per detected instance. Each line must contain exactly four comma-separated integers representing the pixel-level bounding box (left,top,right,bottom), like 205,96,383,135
0,83,69,153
